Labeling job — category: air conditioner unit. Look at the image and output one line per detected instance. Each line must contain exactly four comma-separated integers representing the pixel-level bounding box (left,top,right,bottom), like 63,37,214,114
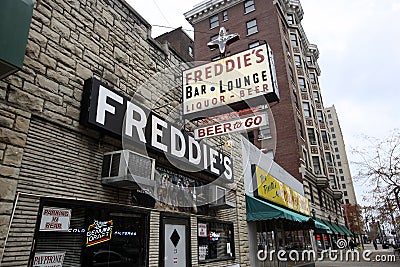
101,150,155,189
208,185,235,209
311,141,317,145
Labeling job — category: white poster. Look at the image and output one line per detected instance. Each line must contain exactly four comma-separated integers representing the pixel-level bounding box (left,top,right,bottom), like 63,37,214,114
33,252,65,267
39,207,71,232
165,224,186,267
198,223,207,237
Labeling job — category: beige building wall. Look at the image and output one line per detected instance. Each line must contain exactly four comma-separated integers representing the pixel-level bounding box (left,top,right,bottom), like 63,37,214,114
325,105,358,205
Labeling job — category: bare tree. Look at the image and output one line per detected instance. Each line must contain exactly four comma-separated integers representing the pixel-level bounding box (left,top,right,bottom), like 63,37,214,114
353,129,400,211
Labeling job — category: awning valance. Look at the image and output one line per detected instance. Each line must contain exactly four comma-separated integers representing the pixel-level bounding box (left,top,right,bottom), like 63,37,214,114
314,218,331,232
246,195,310,223
337,224,353,236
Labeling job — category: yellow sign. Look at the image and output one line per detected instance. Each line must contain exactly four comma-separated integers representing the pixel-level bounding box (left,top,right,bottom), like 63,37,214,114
253,165,310,216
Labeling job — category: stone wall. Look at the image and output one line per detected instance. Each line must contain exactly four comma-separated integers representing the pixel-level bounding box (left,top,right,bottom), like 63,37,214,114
0,0,250,265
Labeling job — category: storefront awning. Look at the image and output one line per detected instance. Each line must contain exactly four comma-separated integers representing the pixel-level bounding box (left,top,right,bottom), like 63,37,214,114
337,224,353,236
246,195,311,223
321,220,346,235
314,218,331,232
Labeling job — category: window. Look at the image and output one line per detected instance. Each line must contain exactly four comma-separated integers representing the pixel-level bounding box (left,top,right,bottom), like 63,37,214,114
328,114,332,119
298,119,304,138
306,55,312,65
334,147,339,152
310,73,316,84
210,14,219,29
345,199,350,204
342,184,346,189
339,169,343,174
321,131,328,143
336,154,340,160
287,14,294,25
298,77,306,91
325,152,333,166
343,191,348,196
32,199,149,267
317,110,323,122
222,10,228,21
312,156,321,174
313,91,320,103
337,162,342,167
329,121,333,125
294,55,302,68
303,103,311,118
332,133,336,139
246,19,258,35
244,0,255,13
290,33,298,47
249,41,260,49
307,128,316,144
258,126,271,140
198,220,235,262
333,140,337,146
189,46,193,57
340,176,345,181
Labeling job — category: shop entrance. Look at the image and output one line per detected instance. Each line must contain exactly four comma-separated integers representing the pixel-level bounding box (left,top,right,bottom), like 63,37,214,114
160,215,190,267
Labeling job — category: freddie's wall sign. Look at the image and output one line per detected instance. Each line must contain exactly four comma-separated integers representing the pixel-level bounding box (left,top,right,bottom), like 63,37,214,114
80,78,233,182
182,44,279,119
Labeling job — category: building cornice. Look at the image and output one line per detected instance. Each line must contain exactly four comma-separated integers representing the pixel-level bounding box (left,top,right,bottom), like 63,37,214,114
283,0,304,22
184,0,244,25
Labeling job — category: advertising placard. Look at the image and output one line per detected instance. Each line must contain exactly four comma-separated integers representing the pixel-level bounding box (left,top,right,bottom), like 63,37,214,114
194,113,268,139
86,220,113,247
198,223,207,237
33,252,65,267
182,44,279,119
253,165,310,215
39,207,71,232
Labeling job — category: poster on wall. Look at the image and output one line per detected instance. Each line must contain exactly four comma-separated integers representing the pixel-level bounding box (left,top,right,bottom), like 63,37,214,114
33,251,65,267
86,220,113,247
39,207,71,232
198,223,207,237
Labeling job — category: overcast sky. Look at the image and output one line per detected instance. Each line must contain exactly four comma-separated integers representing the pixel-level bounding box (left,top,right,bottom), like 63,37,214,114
127,0,400,205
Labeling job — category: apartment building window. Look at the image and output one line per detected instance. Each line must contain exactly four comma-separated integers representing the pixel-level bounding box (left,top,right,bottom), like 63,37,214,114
339,169,343,174
298,119,304,139
342,184,346,189
332,133,336,138
325,152,333,166
290,33,298,47
343,191,348,196
249,41,260,49
307,128,316,144
317,110,323,122
210,14,219,29
337,162,341,167
310,73,316,84
306,55,313,65
327,114,332,118
336,154,340,160
303,103,311,118
333,140,337,145
334,147,339,152
189,46,193,57
345,199,349,204
312,156,321,174
222,10,228,21
340,176,345,181
244,0,255,13
298,77,306,91
313,91,320,103
246,19,258,35
287,14,294,25
294,55,302,68
321,131,328,143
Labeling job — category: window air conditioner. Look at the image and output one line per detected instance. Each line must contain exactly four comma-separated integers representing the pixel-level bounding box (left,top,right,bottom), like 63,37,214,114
101,150,155,189
208,185,235,209
311,141,317,145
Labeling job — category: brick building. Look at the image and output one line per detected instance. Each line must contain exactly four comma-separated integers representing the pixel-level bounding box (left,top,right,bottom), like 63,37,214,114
0,0,249,266
185,0,351,257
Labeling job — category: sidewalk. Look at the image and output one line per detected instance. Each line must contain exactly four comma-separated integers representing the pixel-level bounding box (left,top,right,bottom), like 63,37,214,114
315,243,399,267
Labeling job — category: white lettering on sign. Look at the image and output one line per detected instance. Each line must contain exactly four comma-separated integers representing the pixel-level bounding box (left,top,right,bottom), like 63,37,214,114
182,44,279,117
33,251,65,267
194,113,268,140
39,207,71,232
